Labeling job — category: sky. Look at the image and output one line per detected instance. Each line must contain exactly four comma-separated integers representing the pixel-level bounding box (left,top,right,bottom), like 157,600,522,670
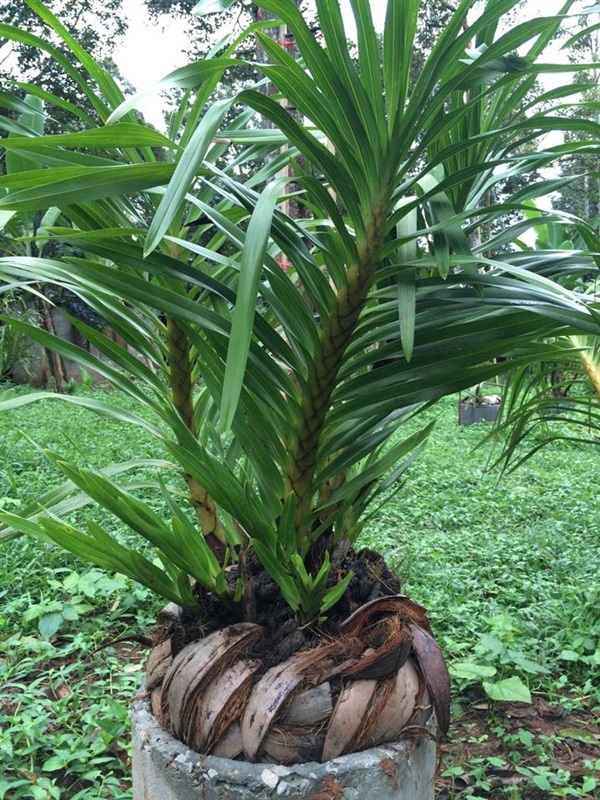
114,0,389,127
115,0,188,125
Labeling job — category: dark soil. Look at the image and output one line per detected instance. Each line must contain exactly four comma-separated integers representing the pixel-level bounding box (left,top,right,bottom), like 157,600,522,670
154,546,402,669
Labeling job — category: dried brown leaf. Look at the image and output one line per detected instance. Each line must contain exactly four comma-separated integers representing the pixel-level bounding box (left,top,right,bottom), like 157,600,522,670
160,623,264,739
310,774,345,800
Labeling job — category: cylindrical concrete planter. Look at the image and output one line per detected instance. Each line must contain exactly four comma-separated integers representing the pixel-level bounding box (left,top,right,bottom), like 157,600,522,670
131,695,437,800
458,401,501,426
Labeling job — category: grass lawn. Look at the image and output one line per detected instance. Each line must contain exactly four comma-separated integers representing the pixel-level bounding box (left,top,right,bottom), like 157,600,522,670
0,388,598,799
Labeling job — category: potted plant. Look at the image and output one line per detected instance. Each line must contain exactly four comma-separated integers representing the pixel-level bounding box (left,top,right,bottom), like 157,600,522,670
459,381,503,425
484,328,600,472
1,0,599,797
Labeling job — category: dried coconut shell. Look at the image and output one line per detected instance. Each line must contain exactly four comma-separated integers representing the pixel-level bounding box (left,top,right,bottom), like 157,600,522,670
190,658,259,753
212,722,243,759
364,658,421,746
340,595,433,637
241,654,306,762
146,638,172,690
161,623,264,741
281,682,333,726
409,624,450,733
262,727,325,764
322,679,377,761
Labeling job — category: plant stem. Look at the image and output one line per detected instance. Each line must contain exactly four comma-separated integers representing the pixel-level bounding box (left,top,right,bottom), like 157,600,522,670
287,210,385,542
166,316,225,557
577,338,600,394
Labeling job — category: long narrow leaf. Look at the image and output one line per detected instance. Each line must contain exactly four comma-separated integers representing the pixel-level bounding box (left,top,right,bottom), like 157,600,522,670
220,178,287,429
145,99,231,255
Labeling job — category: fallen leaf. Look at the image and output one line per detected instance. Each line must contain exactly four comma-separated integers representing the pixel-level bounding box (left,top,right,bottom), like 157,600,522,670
559,727,600,745
381,757,398,781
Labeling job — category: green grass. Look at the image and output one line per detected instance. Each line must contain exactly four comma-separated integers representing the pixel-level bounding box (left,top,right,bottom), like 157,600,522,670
0,389,599,799
362,400,600,700
0,387,164,800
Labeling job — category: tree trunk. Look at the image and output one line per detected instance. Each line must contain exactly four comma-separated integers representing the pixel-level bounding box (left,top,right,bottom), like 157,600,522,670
34,292,67,392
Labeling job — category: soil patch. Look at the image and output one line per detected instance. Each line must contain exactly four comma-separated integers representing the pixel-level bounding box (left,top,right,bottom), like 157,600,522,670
154,546,402,669
436,695,600,799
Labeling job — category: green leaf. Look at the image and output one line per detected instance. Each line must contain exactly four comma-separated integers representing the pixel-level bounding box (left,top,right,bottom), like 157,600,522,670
518,730,534,748
3,125,176,151
60,604,80,621
450,662,497,681
12,81,97,127
383,0,418,128
0,20,102,119
5,95,44,179
251,539,301,611
145,99,231,255
0,164,176,211
0,314,167,414
483,676,532,703
42,755,67,772
395,201,418,361
582,777,598,794
0,510,52,543
220,177,287,429
38,612,63,639
107,60,237,124
320,572,353,614
192,0,238,14
506,649,550,674
237,88,363,227
278,493,298,560
558,649,581,661
531,774,553,792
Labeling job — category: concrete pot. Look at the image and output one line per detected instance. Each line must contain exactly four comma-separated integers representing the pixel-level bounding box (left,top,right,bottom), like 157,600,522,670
458,401,501,426
131,694,437,800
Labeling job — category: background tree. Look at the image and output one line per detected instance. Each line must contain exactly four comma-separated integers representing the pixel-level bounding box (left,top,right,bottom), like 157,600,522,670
0,0,129,132
553,19,600,227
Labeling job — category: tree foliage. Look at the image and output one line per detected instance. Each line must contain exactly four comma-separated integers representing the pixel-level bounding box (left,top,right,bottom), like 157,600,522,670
0,0,127,131
554,20,600,226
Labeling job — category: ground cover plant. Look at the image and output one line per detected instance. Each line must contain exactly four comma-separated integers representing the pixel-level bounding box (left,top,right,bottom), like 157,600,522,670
0,390,598,798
